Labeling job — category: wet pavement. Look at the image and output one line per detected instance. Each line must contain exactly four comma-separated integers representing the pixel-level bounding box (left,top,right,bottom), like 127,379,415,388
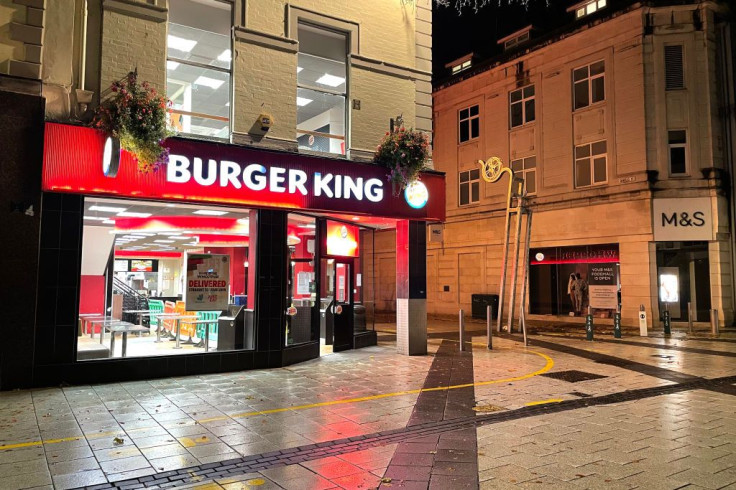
0,321,734,489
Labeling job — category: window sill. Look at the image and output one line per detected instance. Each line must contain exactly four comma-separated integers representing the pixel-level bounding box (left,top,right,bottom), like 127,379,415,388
572,100,606,113
458,137,480,147
510,121,536,131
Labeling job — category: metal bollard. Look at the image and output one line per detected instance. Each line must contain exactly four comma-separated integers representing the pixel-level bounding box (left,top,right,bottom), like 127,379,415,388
663,309,671,336
687,302,693,334
613,308,621,339
459,309,465,352
585,305,594,341
711,309,720,336
487,305,493,350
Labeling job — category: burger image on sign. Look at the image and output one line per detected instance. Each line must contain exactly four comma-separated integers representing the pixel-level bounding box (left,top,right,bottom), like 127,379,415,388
404,181,429,209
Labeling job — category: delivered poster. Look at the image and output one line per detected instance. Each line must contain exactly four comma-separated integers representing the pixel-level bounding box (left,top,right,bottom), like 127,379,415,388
185,253,230,311
588,264,618,310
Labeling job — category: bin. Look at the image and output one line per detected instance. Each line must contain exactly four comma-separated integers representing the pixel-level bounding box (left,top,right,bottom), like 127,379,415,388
472,294,499,320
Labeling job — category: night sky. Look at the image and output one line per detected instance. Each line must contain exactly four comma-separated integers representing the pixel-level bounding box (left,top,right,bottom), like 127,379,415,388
432,0,572,82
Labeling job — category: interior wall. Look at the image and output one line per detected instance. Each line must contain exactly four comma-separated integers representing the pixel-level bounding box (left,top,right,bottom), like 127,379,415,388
81,225,114,275
79,275,105,314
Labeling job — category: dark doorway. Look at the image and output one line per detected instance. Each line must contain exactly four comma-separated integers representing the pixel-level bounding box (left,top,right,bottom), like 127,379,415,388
332,260,354,352
656,242,711,322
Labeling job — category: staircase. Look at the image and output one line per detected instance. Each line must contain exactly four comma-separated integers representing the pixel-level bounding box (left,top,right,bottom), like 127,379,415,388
113,277,150,326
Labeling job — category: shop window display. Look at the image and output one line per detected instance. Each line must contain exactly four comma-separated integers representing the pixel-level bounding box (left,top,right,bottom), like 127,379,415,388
77,197,254,360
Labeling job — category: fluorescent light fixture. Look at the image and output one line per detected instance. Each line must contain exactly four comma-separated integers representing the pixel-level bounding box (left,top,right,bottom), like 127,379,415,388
193,210,228,216
117,212,152,218
298,223,316,228
316,74,345,87
297,67,303,73
194,76,225,89
154,240,175,244
102,220,115,224
168,35,197,53
225,102,230,107
296,97,312,107
166,204,176,207
217,49,231,62
169,236,190,240
167,60,180,70
89,205,126,213
129,234,149,238
237,218,249,224
83,216,107,221
165,232,181,236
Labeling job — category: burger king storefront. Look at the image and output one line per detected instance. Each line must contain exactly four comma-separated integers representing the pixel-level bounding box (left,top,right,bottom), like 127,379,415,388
8,123,444,389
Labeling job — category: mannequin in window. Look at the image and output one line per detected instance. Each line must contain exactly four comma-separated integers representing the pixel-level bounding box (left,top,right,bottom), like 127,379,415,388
567,273,577,314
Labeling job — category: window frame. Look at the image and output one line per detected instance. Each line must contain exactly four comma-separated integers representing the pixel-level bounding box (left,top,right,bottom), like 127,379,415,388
572,60,605,111
509,84,536,128
458,104,480,144
574,140,608,188
668,130,689,176
166,0,234,140
510,156,537,195
458,169,481,206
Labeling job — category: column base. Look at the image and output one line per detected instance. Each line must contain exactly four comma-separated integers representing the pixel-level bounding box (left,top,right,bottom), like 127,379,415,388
396,298,427,355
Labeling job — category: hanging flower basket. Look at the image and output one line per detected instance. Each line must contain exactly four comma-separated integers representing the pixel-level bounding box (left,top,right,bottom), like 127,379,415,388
374,126,431,195
92,72,172,173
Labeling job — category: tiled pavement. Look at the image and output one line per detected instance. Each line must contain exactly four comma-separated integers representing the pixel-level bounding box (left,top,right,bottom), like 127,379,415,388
0,324,734,489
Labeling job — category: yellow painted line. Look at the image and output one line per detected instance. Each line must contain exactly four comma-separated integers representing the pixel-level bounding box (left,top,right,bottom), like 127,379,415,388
525,398,564,406
197,347,554,424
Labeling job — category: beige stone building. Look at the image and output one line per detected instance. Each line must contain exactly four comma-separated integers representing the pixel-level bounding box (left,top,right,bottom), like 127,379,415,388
422,0,735,328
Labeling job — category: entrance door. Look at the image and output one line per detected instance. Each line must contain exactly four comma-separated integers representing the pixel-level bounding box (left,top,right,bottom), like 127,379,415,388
332,261,354,352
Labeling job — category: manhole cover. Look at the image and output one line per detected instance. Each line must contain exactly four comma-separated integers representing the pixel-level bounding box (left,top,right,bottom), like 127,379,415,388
568,391,592,398
472,404,506,412
541,370,608,383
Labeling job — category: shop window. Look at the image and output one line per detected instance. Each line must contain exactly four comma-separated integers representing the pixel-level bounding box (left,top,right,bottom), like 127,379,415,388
459,169,480,206
167,0,232,138
668,130,688,175
77,197,253,361
286,214,317,346
297,23,347,155
459,105,480,143
573,60,605,110
511,156,537,195
510,85,535,128
665,45,685,90
575,140,607,187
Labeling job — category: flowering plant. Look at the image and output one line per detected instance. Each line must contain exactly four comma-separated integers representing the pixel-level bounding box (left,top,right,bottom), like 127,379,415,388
374,127,431,193
92,72,172,172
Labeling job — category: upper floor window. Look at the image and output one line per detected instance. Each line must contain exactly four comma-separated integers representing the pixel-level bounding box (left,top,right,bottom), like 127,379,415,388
297,23,347,155
510,85,535,128
459,105,479,143
459,169,480,206
669,130,688,175
575,140,607,187
573,60,605,110
511,156,537,195
665,45,685,90
574,0,606,19
451,60,472,74
167,0,232,138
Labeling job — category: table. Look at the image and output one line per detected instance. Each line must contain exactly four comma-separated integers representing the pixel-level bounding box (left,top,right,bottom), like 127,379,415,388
152,313,197,349
123,310,156,338
189,319,219,352
106,324,149,358
85,316,113,339
79,313,104,336
89,319,132,344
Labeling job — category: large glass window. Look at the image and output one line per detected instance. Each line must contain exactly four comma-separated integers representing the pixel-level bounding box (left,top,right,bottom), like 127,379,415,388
668,130,688,175
511,156,537,195
77,198,253,360
575,140,607,187
297,24,347,155
573,60,605,110
459,169,480,205
459,105,480,143
285,214,317,346
167,0,232,138
510,85,535,128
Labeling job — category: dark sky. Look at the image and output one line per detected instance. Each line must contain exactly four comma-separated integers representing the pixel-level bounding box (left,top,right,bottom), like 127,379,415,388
432,0,572,82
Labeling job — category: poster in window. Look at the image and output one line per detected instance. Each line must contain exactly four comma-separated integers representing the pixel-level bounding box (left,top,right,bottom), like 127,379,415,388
184,253,230,311
297,271,311,295
588,263,618,309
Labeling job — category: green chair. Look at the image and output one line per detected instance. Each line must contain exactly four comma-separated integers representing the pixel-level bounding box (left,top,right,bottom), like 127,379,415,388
195,311,220,344
148,299,164,334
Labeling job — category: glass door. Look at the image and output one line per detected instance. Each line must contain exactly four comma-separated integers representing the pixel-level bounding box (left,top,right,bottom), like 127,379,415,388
332,260,353,352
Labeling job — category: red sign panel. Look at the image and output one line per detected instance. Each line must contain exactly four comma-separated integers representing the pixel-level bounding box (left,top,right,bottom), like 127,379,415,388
326,221,359,257
42,123,445,221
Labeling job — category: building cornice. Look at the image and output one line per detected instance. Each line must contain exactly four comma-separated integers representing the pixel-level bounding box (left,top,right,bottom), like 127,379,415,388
102,0,167,23
351,54,431,81
233,26,299,53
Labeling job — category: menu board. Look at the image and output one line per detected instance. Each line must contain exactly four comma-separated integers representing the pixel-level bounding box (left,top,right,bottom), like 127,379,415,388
131,259,153,272
184,253,230,311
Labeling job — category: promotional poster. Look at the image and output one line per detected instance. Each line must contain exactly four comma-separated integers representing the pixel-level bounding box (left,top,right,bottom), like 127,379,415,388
185,253,230,311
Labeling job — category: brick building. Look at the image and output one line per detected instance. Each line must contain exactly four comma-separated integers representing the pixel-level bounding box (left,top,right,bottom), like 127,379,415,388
0,0,441,389
417,0,735,329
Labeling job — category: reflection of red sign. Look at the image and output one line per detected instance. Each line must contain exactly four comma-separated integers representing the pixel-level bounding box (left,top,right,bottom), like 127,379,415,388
335,305,343,315
531,244,619,265
326,221,359,257
286,306,297,316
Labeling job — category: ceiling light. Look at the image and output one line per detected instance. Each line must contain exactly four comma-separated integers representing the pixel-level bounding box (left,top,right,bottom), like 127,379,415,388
217,49,231,62
117,212,152,218
316,74,345,87
193,210,229,216
352,217,360,221
168,35,197,52
102,219,115,224
298,223,316,228
297,67,303,73
83,216,107,221
166,204,176,207
169,236,190,240
89,205,126,213
296,97,312,107
225,102,230,107
154,240,175,244
237,218,249,224
194,76,225,89
167,60,180,70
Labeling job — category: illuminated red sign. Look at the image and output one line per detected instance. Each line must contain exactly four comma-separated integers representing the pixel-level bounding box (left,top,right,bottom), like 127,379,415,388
326,221,359,257
530,245,619,265
42,123,445,221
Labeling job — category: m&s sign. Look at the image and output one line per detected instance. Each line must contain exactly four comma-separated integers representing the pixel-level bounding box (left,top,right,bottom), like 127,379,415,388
653,198,712,241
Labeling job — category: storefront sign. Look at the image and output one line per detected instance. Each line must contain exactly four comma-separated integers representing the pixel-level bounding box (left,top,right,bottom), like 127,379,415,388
404,181,429,209
530,244,619,265
184,253,230,311
42,123,445,221
652,198,713,241
588,264,618,309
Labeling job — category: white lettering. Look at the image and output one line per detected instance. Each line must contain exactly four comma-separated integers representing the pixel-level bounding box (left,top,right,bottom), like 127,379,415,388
365,178,384,202
334,175,342,199
220,161,241,189
288,170,308,195
244,164,267,191
314,173,334,198
269,167,286,193
168,155,191,183
193,158,217,186
343,176,363,201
